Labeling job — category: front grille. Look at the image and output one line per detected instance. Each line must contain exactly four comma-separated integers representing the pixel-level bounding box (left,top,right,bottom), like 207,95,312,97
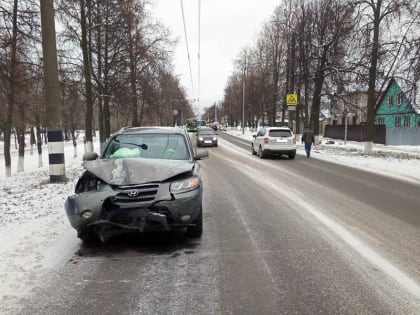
112,184,159,204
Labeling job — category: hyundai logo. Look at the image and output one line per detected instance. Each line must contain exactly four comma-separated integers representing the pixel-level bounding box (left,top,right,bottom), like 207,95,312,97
127,190,139,197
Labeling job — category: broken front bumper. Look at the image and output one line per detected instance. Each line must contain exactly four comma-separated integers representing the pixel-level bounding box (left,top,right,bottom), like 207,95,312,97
64,182,202,234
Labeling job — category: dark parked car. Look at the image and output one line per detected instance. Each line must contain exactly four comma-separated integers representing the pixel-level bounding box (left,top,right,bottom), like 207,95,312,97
196,128,218,147
65,127,208,243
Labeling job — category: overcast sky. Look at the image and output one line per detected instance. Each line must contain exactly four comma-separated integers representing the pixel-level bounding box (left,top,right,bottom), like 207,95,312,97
152,0,280,116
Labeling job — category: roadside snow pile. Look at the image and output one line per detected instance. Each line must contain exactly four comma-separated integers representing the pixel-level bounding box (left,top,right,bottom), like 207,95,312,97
0,143,85,307
0,160,83,225
319,140,420,160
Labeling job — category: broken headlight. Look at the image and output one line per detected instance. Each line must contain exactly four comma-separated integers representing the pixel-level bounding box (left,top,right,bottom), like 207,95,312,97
75,172,104,193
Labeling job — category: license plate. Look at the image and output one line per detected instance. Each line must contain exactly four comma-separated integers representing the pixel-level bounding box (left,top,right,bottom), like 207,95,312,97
204,140,212,143
275,139,287,143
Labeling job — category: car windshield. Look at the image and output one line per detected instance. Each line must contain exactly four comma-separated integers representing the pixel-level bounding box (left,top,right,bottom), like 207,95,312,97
102,133,189,160
198,129,215,135
197,120,207,127
269,130,292,137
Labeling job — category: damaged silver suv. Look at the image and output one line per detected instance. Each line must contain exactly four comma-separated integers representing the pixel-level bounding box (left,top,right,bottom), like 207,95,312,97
65,127,208,243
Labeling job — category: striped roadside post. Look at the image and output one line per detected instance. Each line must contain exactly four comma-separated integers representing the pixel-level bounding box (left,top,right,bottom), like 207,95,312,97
48,129,66,182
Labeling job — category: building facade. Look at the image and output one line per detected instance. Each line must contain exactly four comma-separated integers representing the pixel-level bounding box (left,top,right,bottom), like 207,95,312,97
329,91,369,125
375,78,420,128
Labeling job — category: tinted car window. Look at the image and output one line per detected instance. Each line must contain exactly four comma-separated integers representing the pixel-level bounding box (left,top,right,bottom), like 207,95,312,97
269,130,292,137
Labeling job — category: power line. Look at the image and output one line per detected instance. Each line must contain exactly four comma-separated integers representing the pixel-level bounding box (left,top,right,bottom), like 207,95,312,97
180,0,196,106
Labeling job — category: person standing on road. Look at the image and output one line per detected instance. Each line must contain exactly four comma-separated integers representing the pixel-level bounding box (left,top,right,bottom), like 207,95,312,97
302,126,315,158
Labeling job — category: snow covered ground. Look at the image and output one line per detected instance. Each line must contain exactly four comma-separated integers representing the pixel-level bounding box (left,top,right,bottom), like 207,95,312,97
226,127,420,184
0,130,419,311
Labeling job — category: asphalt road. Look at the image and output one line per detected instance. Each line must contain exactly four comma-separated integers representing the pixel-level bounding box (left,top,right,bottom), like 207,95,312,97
13,133,420,314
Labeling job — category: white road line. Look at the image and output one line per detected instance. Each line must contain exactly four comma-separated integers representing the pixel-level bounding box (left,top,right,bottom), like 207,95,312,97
219,153,420,300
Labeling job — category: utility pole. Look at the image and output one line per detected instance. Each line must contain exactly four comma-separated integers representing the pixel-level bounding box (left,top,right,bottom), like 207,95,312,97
242,53,247,135
40,0,66,182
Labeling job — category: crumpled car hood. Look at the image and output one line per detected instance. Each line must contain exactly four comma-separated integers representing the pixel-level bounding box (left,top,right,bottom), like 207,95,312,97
82,158,194,185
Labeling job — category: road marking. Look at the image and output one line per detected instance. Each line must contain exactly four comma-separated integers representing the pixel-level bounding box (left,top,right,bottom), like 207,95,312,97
220,154,420,300
294,196,420,300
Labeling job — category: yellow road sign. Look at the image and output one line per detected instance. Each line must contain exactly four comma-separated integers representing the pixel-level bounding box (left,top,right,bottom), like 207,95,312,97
286,93,298,106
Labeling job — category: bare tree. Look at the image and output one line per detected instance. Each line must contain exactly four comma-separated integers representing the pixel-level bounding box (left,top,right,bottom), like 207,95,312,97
351,0,415,153
0,0,39,176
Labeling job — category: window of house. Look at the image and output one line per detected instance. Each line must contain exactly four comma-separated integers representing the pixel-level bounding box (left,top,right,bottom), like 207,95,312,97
387,95,393,106
397,92,403,105
378,117,385,125
404,116,410,127
395,116,401,127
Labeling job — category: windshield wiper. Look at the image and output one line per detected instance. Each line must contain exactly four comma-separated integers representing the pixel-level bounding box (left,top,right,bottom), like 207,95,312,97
114,139,148,150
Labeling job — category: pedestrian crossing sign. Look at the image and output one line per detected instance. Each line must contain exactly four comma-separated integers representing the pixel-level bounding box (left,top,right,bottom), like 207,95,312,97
286,93,298,106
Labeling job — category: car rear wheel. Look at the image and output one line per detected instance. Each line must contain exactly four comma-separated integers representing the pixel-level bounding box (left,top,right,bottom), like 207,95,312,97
289,153,295,159
187,208,203,238
258,146,266,159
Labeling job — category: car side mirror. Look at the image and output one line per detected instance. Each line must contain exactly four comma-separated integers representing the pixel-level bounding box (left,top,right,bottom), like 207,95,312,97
252,135,257,138
83,152,98,161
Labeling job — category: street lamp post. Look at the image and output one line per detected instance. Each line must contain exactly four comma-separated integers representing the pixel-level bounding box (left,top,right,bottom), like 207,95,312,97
242,54,247,135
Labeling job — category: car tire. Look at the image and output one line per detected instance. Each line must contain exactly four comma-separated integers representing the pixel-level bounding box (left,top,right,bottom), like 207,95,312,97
258,146,265,159
187,208,203,238
289,153,295,159
251,144,256,155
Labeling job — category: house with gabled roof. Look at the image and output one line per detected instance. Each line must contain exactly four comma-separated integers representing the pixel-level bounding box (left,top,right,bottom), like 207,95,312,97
375,78,420,145
375,78,420,128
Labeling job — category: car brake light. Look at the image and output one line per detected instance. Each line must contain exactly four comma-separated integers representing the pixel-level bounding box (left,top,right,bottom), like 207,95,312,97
264,137,269,144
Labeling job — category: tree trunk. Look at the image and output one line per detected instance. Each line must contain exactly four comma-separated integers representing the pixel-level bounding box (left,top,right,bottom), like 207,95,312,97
311,46,328,143
35,118,43,167
16,122,25,173
3,0,19,177
364,2,381,154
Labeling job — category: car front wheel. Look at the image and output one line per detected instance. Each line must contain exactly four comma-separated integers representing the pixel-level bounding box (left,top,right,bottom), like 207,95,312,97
187,208,203,238
251,144,256,155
